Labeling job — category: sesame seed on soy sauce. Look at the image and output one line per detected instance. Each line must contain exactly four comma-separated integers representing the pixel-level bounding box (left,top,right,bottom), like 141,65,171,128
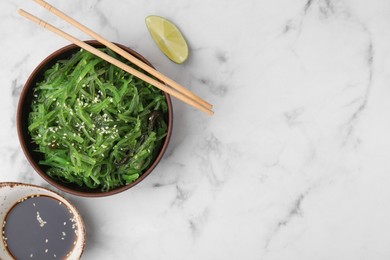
2,195,78,259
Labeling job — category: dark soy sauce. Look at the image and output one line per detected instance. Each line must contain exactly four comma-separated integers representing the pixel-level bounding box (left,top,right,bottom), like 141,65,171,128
2,195,78,259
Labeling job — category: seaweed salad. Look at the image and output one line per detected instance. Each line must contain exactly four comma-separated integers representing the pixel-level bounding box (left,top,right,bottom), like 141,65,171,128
28,48,168,191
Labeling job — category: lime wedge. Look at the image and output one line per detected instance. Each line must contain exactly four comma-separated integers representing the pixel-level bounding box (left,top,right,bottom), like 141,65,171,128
145,15,189,64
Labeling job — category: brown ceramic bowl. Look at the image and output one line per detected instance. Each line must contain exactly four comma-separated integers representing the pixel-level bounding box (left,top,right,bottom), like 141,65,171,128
17,40,173,197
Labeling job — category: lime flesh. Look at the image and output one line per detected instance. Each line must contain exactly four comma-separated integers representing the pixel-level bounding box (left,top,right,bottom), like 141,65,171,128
145,15,189,64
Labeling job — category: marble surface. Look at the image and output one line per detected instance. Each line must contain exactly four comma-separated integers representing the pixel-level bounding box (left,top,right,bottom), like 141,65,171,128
1,0,390,259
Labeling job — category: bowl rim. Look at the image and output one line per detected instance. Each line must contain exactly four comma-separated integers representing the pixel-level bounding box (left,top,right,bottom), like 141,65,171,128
17,40,173,197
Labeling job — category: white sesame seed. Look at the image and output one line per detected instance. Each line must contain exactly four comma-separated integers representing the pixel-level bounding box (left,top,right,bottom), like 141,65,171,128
36,211,47,227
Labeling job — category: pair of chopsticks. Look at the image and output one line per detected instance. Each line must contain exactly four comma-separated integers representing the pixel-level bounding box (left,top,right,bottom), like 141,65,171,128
18,0,214,115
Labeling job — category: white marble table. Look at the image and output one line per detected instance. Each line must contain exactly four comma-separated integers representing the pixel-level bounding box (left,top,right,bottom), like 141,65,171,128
1,0,390,259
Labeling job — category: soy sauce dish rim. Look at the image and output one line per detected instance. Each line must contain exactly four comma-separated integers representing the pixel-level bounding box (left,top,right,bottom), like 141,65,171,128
0,182,86,259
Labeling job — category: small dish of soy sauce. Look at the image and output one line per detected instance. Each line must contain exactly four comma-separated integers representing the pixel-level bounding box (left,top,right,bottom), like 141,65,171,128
0,182,85,259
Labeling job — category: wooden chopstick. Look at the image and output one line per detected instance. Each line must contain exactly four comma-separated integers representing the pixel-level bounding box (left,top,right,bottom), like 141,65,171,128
32,0,213,112
18,9,214,115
